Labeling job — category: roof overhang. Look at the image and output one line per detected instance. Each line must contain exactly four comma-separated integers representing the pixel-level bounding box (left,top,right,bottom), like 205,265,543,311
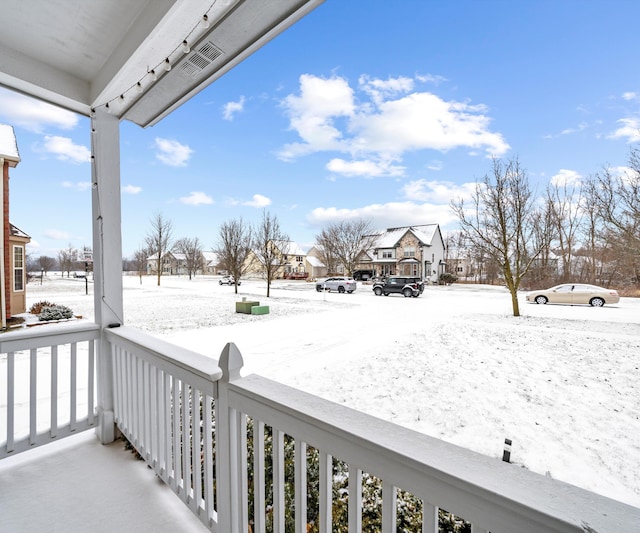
0,0,324,127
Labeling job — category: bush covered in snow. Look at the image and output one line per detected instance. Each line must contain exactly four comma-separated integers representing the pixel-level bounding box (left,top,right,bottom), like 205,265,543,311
38,304,74,322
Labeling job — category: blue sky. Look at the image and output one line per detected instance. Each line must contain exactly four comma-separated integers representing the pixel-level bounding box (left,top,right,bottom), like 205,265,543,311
2,0,640,259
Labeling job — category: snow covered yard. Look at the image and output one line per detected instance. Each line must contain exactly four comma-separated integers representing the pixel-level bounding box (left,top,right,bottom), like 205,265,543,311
22,275,640,508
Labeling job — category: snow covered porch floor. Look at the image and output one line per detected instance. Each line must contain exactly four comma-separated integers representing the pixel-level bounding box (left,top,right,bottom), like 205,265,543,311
0,430,209,533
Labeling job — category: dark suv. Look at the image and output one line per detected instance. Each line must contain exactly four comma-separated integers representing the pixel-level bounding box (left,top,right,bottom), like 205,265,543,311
372,277,425,297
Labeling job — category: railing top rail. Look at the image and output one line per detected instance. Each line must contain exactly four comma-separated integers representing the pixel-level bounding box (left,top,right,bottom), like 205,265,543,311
105,325,222,384
0,321,100,352
228,373,640,533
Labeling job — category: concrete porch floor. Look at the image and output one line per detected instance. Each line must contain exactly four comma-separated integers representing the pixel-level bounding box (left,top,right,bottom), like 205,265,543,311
0,431,210,533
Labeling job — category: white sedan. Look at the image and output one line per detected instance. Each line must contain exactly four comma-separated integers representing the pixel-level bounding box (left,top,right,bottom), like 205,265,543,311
315,277,357,294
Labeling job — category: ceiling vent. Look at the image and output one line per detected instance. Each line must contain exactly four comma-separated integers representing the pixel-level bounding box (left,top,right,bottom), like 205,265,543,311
178,41,224,79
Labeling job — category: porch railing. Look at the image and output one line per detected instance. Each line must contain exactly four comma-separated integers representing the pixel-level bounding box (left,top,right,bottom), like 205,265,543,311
218,343,639,533
105,325,223,530
5,324,637,532
106,333,640,533
0,321,100,458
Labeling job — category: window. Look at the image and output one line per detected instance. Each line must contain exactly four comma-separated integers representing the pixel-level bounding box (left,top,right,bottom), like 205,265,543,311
381,249,394,259
404,246,416,258
295,256,303,262
13,245,24,292
457,266,463,273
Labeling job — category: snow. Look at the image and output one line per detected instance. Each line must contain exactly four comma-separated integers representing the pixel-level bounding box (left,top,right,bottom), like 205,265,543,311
23,274,640,507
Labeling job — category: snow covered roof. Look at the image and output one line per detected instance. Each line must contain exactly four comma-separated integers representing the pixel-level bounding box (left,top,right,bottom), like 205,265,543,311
306,255,325,267
274,240,306,256
0,124,20,166
202,251,219,263
10,223,30,239
372,224,439,248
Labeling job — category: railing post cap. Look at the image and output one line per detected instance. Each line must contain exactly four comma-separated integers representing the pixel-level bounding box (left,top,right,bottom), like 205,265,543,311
219,342,244,382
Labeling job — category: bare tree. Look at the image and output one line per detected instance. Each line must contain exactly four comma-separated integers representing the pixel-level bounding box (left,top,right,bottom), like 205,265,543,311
57,244,77,278
37,255,56,275
145,212,173,286
216,218,253,294
132,247,148,284
451,157,554,316
315,219,376,276
587,151,640,287
547,178,584,282
174,237,204,280
253,211,289,297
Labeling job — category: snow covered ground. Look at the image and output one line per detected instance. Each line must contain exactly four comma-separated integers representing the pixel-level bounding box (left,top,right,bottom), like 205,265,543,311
22,274,640,507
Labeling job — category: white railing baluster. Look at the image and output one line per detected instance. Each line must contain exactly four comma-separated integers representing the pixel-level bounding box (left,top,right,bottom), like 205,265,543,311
253,420,266,533
203,394,214,525
87,338,95,425
348,465,362,532
151,366,160,472
162,371,171,482
29,348,37,445
150,363,158,468
143,359,151,460
319,451,332,533
6,351,15,452
240,413,248,533
294,439,307,533
183,383,192,502
172,378,181,494
50,345,58,438
422,502,437,533
273,428,285,533
70,342,77,431
192,388,201,512
382,481,396,533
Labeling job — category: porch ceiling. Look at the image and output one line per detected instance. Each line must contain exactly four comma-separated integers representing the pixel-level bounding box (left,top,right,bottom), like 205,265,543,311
0,0,324,127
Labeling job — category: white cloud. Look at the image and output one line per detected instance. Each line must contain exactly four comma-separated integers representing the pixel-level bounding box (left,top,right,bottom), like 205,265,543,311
0,88,79,133
223,96,245,121
550,169,582,187
400,179,477,203
278,74,355,160
155,138,194,166
44,229,71,240
42,136,90,163
243,194,271,208
608,117,640,143
560,122,588,135
122,184,142,194
61,180,91,191
622,92,638,101
278,74,509,176
180,191,213,205
326,158,405,177
307,201,459,231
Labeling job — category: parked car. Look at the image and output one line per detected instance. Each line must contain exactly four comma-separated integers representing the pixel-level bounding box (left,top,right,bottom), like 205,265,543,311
525,283,619,307
315,276,357,293
219,275,240,286
373,277,424,297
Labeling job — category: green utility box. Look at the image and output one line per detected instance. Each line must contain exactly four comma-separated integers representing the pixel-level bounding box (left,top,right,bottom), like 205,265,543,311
235,301,260,314
250,305,270,315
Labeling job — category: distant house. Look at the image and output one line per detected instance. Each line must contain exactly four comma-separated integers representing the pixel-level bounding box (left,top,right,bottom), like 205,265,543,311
201,251,223,274
304,246,328,278
363,224,446,283
245,240,308,279
1,124,31,319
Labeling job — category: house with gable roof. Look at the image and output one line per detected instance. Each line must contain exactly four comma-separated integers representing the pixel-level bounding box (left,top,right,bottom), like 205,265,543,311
0,123,31,321
363,224,446,283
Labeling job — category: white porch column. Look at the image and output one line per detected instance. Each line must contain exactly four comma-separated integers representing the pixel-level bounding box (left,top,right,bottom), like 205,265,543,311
91,109,124,444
